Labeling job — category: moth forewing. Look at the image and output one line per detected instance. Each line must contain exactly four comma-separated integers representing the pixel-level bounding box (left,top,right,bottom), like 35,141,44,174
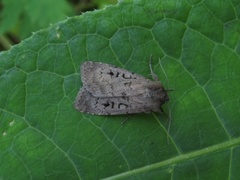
75,61,169,115
81,61,152,97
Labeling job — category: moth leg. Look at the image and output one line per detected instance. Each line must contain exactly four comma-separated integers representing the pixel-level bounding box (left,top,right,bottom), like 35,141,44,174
160,107,167,116
149,55,159,81
121,116,131,125
158,106,172,143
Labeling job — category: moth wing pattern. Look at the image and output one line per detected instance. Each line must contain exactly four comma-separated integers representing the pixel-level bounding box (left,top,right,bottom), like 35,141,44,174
81,61,159,97
75,60,169,115
75,87,162,115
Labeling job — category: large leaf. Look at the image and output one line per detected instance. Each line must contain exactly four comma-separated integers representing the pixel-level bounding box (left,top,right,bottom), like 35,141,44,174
0,0,240,179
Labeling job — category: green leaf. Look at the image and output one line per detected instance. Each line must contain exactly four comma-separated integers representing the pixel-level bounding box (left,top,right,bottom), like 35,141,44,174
0,0,71,39
0,0,26,33
0,0,240,179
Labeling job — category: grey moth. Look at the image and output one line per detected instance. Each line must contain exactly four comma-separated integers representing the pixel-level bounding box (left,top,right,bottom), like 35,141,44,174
75,60,169,115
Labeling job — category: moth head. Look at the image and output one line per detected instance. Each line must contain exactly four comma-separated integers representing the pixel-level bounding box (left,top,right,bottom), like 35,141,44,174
161,88,174,103
148,87,169,103
159,89,169,104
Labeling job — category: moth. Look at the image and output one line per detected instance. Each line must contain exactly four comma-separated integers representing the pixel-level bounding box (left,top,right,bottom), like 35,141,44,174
75,60,169,115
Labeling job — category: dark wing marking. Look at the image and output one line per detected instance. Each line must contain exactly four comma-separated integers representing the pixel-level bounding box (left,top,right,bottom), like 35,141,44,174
74,87,162,115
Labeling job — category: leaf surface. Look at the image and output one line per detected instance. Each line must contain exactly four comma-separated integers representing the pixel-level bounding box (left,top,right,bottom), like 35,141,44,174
0,0,240,179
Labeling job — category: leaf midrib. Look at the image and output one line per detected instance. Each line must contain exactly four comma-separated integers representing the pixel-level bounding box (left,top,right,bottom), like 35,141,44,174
104,137,240,179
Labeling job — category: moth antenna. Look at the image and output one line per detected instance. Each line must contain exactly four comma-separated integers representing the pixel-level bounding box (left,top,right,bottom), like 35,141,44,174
160,106,172,144
157,58,172,143
166,104,172,144
149,55,159,81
